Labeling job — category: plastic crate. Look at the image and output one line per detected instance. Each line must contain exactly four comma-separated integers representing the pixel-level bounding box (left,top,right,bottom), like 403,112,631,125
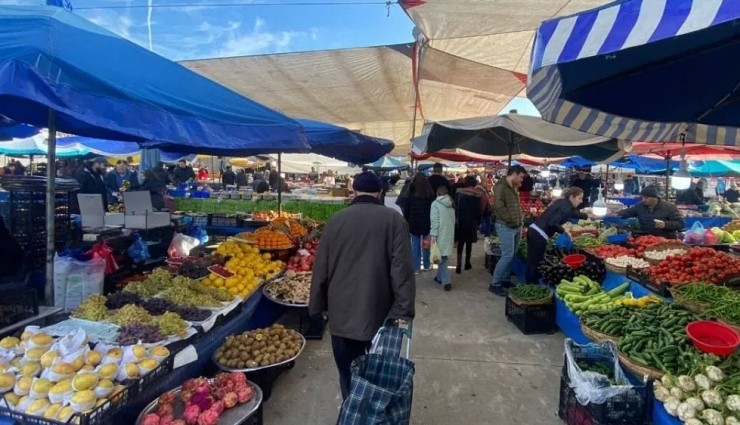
125,354,175,398
504,293,555,335
0,377,134,425
210,215,239,227
185,214,209,227
558,374,649,425
0,285,38,328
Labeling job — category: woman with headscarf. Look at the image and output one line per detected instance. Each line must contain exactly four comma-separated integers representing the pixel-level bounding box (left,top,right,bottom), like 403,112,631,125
403,172,435,273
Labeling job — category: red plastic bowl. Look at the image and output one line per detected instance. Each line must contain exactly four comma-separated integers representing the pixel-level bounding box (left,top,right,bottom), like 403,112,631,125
686,321,740,356
563,254,586,269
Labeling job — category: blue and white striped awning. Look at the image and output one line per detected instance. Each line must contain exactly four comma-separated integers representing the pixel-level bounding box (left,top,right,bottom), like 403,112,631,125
528,0,740,146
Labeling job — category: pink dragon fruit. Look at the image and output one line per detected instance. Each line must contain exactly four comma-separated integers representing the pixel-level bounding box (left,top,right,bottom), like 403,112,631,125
197,409,220,425
189,392,213,411
159,391,177,406
237,387,254,404
141,414,161,425
230,372,247,385
157,403,174,417
209,400,224,415
183,404,201,425
159,414,175,425
182,377,209,399
222,392,238,409
211,386,229,401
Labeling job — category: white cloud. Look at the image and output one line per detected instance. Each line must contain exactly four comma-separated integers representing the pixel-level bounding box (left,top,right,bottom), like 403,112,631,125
208,17,309,58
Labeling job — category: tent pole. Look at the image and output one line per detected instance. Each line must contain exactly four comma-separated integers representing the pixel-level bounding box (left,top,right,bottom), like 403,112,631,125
665,155,671,198
277,153,282,215
508,132,513,168
45,110,57,305
605,164,609,197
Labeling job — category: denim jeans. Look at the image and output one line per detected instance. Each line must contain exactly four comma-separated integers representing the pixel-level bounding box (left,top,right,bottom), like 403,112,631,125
410,234,431,272
436,256,451,284
491,222,521,287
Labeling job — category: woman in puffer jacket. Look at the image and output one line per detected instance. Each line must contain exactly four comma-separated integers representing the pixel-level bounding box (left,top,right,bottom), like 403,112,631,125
430,185,456,291
403,172,435,273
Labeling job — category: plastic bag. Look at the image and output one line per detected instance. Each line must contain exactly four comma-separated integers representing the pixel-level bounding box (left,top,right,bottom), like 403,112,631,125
86,241,118,275
555,232,573,251
168,232,200,259
430,243,441,264
421,235,431,249
564,339,633,405
127,233,150,264
53,254,105,312
683,221,705,244
188,224,209,245
704,229,718,245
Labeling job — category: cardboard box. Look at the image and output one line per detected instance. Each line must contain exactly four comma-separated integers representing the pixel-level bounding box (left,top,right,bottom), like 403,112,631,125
77,194,124,228
123,191,171,229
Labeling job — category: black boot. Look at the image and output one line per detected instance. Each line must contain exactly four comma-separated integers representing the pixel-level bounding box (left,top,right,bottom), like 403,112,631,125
455,264,461,274
465,262,472,270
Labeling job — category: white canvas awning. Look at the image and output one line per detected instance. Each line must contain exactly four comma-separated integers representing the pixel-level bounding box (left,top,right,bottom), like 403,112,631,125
271,153,357,175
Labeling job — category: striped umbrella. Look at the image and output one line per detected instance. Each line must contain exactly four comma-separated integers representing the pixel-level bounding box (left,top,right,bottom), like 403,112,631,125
528,0,740,145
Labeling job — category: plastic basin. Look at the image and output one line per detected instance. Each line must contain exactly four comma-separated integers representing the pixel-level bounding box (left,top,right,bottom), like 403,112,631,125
686,321,740,356
563,254,586,269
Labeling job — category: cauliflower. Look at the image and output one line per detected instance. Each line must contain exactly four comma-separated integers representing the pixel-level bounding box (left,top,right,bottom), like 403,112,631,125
685,419,704,425
701,408,725,425
678,402,698,421
695,374,713,390
654,385,671,402
665,396,681,417
686,397,705,412
727,416,740,425
670,387,686,400
706,366,725,383
702,390,724,409
662,374,676,389
727,395,740,413
680,375,698,392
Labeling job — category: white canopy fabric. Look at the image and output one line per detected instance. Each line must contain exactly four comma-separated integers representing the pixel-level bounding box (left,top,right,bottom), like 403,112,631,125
271,153,357,175
401,0,610,75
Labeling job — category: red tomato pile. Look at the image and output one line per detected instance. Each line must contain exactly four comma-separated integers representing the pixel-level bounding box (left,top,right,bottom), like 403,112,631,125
647,247,740,285
590,245,637,259
628,235,679,255
521,199,545,218
286,238,319,272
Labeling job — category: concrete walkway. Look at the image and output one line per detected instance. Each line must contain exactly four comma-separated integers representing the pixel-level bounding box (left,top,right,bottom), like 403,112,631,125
263,246,566,424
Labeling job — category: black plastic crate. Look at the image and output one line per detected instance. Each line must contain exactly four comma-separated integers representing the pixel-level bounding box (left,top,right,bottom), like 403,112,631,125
125,354,175,399
558,374,649,425
185,213,210,227
504,294,555,335
0,285,38,328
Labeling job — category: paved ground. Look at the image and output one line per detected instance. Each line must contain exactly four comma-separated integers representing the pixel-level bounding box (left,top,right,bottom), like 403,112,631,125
263,215,566,424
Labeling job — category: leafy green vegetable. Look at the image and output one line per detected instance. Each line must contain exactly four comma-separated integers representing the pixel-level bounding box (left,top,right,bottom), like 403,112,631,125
175,198,347,222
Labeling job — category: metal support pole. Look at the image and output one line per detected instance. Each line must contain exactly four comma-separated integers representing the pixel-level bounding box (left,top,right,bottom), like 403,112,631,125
45,110,57,305
277,152,282,215
665,155,671,198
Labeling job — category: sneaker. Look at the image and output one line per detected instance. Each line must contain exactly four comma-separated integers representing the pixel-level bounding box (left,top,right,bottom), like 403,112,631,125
489,285,507,297
443,283,451,291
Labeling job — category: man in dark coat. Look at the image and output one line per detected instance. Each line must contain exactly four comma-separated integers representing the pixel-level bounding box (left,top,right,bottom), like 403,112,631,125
221,165,237,186
73,157,108,213
172,159,195,185
617,186,685,239
310,171,416,400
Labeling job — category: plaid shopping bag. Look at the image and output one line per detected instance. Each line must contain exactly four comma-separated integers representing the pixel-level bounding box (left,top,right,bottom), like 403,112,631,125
338,326,415,425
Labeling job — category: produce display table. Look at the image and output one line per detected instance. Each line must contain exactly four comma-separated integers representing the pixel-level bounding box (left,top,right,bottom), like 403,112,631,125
602,215,733,231
610,196,641,206
653,401,681,425
112,291,285,424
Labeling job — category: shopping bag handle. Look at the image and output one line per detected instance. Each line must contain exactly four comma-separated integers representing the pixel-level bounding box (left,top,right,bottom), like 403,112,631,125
371,319,412,358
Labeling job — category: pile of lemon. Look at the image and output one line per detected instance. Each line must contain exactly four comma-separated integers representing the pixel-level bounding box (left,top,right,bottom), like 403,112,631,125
208,240,284,297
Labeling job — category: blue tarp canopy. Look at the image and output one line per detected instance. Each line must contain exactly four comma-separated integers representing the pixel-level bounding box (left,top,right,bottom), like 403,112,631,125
528,0,740,145
689,160,740,177
0,5,309,155
365,156,409,171
0,115,38,140
611,155,679,174
297,119,394,164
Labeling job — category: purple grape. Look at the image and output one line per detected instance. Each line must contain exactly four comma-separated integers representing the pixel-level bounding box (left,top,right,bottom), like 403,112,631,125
175,306,211,322
117,323,163,345
106,291,143,310
141,298,180,316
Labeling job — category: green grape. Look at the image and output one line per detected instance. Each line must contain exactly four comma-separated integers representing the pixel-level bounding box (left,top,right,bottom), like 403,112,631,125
110,304,154,326
157,312,188,336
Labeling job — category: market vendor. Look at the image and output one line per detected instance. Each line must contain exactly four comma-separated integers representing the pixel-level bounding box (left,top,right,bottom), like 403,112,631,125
525,187,590,284
616,186,685,239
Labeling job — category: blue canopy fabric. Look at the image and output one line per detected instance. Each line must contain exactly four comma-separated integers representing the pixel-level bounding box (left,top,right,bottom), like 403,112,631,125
528,0,740,145
0,115,39,140
611,155,679,174
558,156,594,169
297,119,394,164
689,160,740,177
365,156,409,171
0,5,309,155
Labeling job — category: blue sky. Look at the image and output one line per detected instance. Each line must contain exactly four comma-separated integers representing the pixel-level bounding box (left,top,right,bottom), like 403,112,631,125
50,0,417,61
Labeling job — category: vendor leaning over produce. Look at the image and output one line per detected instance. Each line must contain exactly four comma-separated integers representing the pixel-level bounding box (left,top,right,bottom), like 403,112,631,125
525,187,591,284
616,186,685,239
309,171,416,401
